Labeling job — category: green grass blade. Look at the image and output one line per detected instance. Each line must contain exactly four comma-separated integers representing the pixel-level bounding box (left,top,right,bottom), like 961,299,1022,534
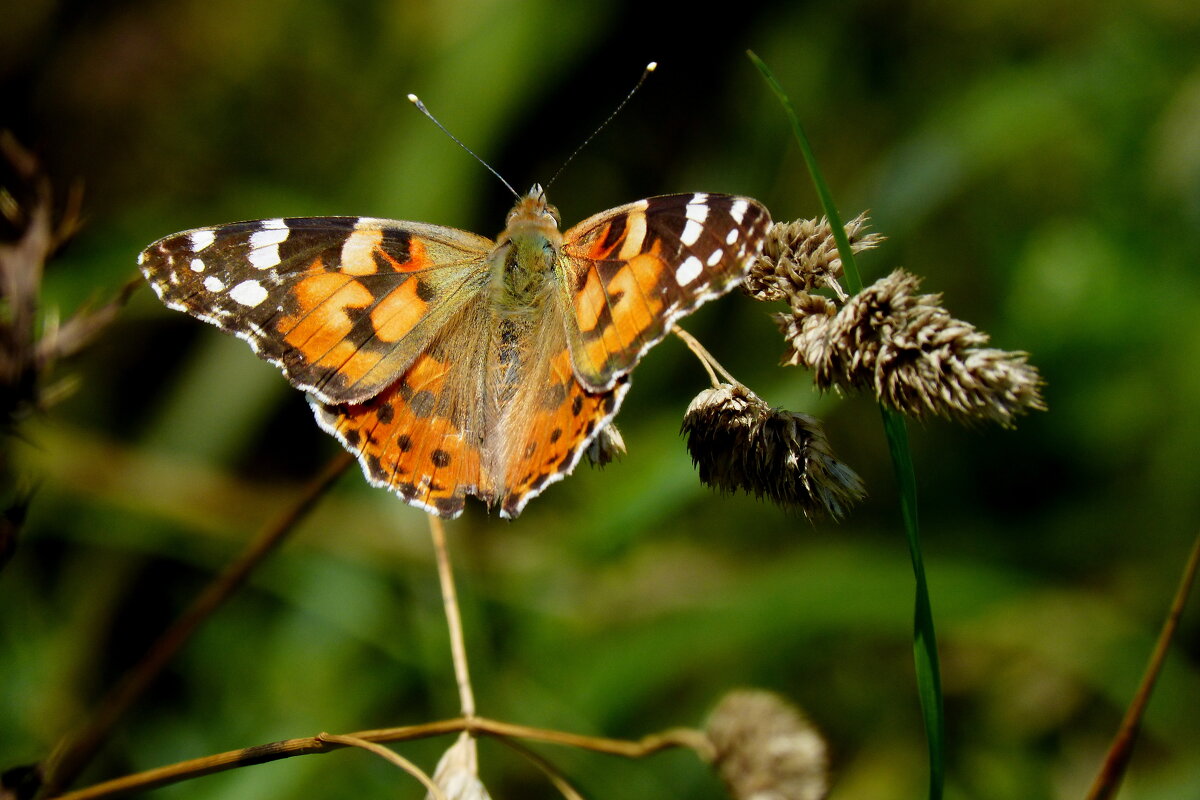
881,405,946,799
746,50,864,295
748,49,945,800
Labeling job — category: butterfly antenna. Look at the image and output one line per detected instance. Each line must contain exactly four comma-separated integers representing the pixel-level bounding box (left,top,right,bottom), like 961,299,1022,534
408,94,521,199
544,61,657,191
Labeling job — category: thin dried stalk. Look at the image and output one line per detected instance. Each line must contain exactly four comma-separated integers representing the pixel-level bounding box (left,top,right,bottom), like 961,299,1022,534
46,717,710,800
1085,531,1200,800
319,733,446,800
39,451,354,797
429,514,475,718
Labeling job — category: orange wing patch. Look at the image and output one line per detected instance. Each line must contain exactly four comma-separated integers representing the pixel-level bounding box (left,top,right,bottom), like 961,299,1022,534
601,251,667,349
498,347,628,518
390,236,434,272
573,268,607,333
276,268,389,384
571,248,669,382
369,276,430,342
314,361,489,518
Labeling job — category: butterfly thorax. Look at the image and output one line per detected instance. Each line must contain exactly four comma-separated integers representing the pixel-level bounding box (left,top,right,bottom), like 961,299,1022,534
489,186,563,316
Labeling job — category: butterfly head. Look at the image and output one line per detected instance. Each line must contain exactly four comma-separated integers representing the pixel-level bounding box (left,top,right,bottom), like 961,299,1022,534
502,184,562,243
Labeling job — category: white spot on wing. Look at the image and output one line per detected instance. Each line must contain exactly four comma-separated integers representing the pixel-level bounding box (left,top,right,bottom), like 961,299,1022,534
189,230,216,251
249,247,281,269
190,258,205,272
680,218,704,246
730,199,750,224
675,255,704,285
707,249,724,266
230,279,269,307
249,223,290,270
203,276,226,293
725,228,739,245
685,200,709,223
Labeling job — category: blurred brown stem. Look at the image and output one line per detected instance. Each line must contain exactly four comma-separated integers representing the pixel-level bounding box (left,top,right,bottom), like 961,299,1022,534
39,451,354,797
428,514,475,718
1084,530,1200,800
672,325,736,388
317,733,445,800
493,737,586,800
47,716,710,800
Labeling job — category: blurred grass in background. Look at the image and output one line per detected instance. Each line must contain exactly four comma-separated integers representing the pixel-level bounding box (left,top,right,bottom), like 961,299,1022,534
3,0,1199,798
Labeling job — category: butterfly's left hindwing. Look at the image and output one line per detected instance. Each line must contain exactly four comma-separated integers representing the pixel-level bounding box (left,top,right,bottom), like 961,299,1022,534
559,193,771,391
139,217,494,404
312,294,496,519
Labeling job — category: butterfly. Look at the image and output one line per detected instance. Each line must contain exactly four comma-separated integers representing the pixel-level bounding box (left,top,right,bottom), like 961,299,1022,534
139,186,771,518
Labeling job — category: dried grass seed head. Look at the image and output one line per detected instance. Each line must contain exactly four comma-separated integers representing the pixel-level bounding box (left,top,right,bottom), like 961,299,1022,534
681,383,864,520
706,689,830,800
585,422,626,467
778,269,1046,427
744,212,883,303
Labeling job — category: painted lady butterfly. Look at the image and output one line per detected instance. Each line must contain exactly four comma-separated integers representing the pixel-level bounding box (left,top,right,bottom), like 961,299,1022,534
139,187,770,518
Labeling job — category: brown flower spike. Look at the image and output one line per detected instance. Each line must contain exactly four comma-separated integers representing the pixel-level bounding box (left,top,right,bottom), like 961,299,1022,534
749,211,1045,427
777,269,1045,427
744,212,884,302
681,383,864,519
706,690,830,800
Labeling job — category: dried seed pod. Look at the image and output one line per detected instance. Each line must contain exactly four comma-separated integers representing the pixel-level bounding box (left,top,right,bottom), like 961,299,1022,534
778,269,1046,427
682,383,864,519
706,690,830,800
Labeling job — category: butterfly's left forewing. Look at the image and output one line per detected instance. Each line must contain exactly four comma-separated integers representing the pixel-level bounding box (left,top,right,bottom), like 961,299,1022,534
559,194,771,391
139,217,495,404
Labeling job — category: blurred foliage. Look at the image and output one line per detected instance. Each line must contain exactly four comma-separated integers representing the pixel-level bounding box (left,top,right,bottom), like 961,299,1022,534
3,0,1200,799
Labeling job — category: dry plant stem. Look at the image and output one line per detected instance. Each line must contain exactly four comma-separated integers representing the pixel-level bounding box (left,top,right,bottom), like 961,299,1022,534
672,325,737,387
1085,530,1200,800
40,450,355,797
492,738,585,800
429,513,476,718
47,717,710,800
318,733,447,800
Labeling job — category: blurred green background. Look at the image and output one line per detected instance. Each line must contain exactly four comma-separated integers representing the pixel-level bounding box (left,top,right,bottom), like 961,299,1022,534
3,1,1200,798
